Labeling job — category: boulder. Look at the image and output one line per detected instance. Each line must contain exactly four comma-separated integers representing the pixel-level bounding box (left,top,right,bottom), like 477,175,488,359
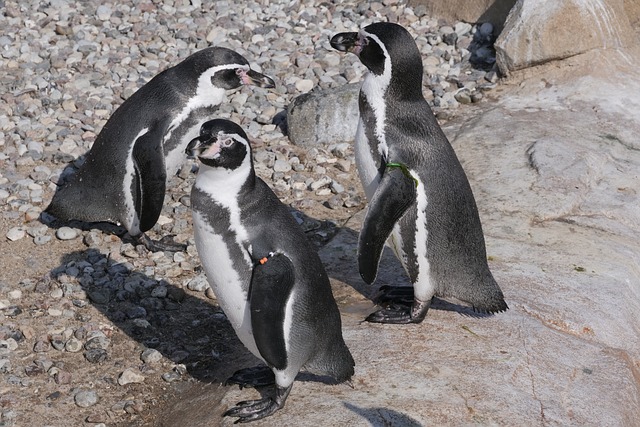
157,47,640,426
495,0,637,74
408,0,517,31
286,84,360,148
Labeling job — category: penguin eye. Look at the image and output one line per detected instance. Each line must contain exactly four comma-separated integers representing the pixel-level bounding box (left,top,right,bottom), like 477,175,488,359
220,137,235,148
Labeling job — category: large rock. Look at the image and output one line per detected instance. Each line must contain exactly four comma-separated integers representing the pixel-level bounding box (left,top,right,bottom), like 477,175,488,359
408,0,517,31
157,47,640,425
495,0,637,74
286,84,360,148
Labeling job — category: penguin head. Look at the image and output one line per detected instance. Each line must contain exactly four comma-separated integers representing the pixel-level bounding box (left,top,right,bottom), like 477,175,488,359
330,23,423,96
188,47,276,91
185,119,251,170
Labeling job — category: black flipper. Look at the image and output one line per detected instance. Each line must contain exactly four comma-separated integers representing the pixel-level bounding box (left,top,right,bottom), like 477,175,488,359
358,165,417,284
250,253,295,371
131,128,167,233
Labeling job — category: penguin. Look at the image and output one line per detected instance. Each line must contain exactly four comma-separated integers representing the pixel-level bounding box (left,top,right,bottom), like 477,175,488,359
45,47,275,252
330,22,507,324
186,119,354,422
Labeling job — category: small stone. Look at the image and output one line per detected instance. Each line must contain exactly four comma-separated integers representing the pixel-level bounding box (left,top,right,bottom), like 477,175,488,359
273,159,292,173
295,79,314,92
64,337,83,353
8,290,22,299
33,340,51,353
161,371,181,383
75,389,99,408
84,348,108,363
96,5,112,20
56,227,78,241
24,364,44,376
85,334,110,350
187,274,209,292
118,368,145,385
6,227,25,241
141,348,163,364
454,90,473,104
54,369,72,384
1,338,19,351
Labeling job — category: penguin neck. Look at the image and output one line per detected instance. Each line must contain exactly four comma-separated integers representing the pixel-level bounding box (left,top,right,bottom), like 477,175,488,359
195,160,256,203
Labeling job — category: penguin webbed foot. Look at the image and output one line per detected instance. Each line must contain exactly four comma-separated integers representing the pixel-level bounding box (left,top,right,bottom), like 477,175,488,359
373,285,414,305
224,383,292,423
226,365,275,389
136,233,187,252
366,294,432,324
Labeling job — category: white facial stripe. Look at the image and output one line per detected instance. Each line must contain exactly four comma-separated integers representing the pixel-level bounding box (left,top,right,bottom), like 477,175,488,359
359,29,392,159
164,63,248,143
122,127,148,235
409,171,434,301
218,132,247,146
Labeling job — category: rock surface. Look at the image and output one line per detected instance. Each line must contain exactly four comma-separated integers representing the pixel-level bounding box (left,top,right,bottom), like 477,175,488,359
287,84,360,147
495,0,638,74
157,48,640,426
408,0,518,31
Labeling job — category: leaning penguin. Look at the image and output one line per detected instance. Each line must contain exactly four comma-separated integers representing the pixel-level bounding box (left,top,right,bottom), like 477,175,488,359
186,119,354,422
46,47,275,252
330,22,507,324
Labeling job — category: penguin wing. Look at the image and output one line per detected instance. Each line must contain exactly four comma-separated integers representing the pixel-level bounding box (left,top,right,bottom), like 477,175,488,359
131,127,168,232
250,253,296,371
359,165,417,284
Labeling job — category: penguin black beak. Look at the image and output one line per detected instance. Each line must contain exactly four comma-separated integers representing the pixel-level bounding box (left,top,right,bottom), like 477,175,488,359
243,69,276,89
186,135,207,158
330,32,360,53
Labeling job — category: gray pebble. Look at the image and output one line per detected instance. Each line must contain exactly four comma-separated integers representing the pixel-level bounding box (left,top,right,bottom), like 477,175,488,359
141,348,163,364
187,274,209,292
56,227,78,241
74,389,99,408
6,227,25,242
84,348,108,364
118,368,145,385
65,337,83,353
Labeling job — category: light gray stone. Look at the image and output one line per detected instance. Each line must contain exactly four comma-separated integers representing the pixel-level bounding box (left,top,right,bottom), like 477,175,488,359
287,84,360,148
495,0,637,74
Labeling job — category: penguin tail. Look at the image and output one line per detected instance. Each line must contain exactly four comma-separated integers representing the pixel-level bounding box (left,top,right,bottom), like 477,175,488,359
305,339,355,384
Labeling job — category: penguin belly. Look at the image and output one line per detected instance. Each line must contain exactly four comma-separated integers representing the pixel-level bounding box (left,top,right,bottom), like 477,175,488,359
192,211,261,359
354,119,380,201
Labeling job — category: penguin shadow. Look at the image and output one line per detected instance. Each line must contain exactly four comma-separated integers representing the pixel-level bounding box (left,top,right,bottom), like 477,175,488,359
343,402,422,427
50,247,354,392
50,248,260,385
322,224,496,319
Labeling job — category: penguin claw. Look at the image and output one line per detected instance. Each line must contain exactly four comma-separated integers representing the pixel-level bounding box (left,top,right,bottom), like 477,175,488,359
137,233,187,252
223,384,292,423
226,365,275,389
373,285,415,305
366,298,431,324
366,304,414,324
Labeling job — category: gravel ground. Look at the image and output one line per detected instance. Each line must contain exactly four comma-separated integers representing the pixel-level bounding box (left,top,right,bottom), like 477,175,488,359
0,1,499,425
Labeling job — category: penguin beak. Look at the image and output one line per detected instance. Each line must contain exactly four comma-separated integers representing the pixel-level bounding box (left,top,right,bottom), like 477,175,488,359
186,135,221,159
330,32,361,54
240,69,276,89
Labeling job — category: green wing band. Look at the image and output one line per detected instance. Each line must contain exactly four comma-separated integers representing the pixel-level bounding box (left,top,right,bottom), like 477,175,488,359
386,162,419,187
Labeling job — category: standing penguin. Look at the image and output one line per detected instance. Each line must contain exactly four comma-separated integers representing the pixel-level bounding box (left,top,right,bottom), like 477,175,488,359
330,23,507,324
186,119,354,423
46,47,275,251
